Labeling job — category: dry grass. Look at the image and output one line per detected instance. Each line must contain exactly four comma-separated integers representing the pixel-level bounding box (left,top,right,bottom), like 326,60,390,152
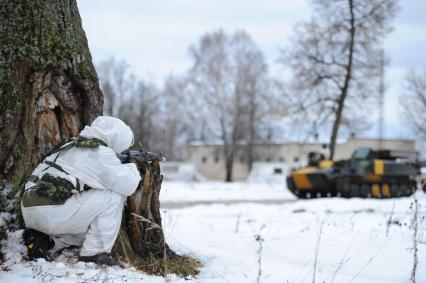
121,253,202,278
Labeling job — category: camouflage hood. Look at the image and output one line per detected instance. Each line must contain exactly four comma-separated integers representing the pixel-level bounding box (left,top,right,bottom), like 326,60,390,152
79,116,134,153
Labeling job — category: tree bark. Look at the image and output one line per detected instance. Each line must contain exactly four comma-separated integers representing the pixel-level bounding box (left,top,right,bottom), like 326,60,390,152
0,0,102,190
112,158,199,276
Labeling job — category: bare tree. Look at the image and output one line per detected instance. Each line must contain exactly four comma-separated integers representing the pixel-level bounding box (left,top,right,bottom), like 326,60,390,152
188,30,269,181
97,57,195,160
401,70,426,138
235,39,270,171
120,80,161,150
97,57,134,117
161,76,193,160
281,0,399,159
97,58,165,152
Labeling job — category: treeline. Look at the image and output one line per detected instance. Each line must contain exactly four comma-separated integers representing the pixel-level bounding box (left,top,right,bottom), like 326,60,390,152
97,0,426,180
97,30,287,181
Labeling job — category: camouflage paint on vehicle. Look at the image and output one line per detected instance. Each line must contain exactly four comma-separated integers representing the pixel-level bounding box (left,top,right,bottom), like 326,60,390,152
287,148,418,199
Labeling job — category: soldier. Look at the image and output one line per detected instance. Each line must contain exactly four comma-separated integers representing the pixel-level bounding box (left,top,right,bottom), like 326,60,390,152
21,116,141,266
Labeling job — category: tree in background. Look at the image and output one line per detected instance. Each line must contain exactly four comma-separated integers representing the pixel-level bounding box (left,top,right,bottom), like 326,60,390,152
401,70,426,138
97,57,134,118
120,80,161,151
97,31,282,178
161,76,194,160
281,0,399,159
188,30,270,181
97,57,160,150
236,42,271,172
97,59,192,159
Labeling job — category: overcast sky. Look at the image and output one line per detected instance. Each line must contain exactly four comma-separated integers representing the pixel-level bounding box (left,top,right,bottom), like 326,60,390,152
78,0,426,141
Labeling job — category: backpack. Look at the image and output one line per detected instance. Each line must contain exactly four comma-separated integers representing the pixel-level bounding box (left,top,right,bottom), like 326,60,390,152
22,136,107,207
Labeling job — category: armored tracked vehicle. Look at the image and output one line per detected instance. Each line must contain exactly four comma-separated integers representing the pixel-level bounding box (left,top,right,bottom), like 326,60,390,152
287,148,418,198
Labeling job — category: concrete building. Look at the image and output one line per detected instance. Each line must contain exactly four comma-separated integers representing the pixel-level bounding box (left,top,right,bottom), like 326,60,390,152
187,138,416,180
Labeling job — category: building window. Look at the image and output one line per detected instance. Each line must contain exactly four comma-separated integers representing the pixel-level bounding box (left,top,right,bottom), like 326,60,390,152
293,157,299,162
202,156,207,163
214,156,219,163
273,168,283,174
266,157,271,162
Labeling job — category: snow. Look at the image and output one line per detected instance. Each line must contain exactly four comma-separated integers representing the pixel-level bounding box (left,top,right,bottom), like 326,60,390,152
0,212,11,228
159,180,294,203
0,230,181,283
246,162,288,183
161,162,206,182
1,181,425,282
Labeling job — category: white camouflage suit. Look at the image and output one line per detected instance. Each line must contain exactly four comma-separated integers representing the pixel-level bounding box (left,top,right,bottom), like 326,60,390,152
21,116,141,256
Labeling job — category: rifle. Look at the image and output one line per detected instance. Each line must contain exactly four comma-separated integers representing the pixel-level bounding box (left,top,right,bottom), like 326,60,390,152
116,150,166,164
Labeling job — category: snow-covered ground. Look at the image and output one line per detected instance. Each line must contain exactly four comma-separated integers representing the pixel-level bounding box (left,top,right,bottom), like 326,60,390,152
1,180,425,282
159,180,293,203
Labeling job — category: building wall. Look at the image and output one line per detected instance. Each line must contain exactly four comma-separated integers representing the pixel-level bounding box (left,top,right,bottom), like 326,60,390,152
188,138,416,181
187,145,250,180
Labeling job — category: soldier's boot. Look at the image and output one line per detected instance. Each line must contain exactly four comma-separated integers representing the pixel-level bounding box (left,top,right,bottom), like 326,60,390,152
79,253,123,267
22,228,55,260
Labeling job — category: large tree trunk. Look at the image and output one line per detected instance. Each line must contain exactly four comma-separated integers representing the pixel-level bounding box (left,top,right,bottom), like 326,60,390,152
0,0,102,191
0,0,101,266
0,0,198,276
